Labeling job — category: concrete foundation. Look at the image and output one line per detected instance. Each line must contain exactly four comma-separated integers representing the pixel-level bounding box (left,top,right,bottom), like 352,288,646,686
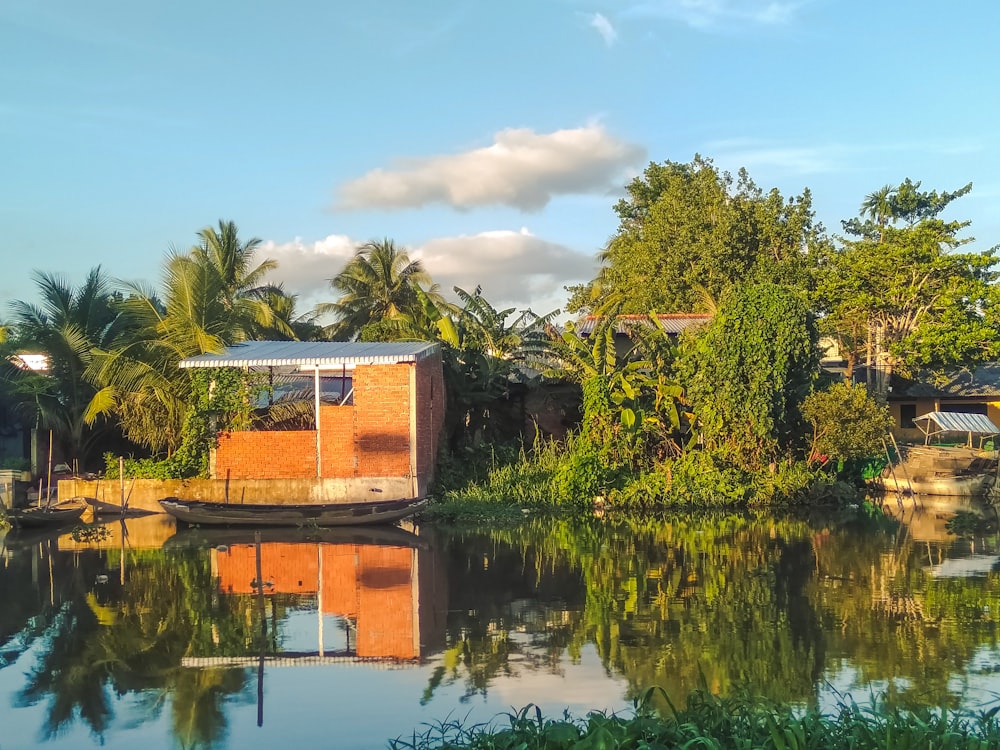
58,475,422,515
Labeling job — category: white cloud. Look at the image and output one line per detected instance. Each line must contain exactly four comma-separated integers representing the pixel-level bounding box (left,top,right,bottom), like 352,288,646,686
336,124,645,211
260,229,596,319
259,234,356,313
414,228,596,315
589,13,618,45
707,138,848,175
624,0,801,30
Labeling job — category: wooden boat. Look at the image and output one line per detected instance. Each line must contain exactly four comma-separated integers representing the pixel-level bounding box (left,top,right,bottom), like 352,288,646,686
158,496,427,527
4,500,87,528
880,470,994,498
879,443,998,497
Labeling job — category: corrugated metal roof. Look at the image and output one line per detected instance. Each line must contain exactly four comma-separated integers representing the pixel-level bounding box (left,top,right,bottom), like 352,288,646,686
179,341,439,369
914,411,1000,435
576,314,711,336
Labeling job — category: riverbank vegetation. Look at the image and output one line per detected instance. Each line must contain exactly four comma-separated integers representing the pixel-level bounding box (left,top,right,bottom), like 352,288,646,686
391,688,1000,749
0,160,995,509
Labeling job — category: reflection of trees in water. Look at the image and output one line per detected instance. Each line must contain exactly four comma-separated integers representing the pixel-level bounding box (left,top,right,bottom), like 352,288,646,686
432,512,1000,710
4,544,255,747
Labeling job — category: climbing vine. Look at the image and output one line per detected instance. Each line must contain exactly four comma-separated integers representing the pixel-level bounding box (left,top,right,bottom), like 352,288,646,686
106,368,268,479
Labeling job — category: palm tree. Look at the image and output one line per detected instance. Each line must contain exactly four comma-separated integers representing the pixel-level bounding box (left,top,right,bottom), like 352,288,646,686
860,184,897,241
192,220,291,339
316,239,442,340
8,267,120,467
452,285,558,363
85,222,288,454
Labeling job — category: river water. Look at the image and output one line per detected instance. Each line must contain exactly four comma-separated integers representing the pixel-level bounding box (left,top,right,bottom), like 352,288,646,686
2,502,1000,749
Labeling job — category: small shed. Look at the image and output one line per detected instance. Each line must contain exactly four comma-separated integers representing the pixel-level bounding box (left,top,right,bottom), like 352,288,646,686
913,411,1000,448
179,341,445,501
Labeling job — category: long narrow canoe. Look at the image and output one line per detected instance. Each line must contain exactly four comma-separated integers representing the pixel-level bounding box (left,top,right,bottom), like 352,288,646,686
158,496,427,527
5,500,87,529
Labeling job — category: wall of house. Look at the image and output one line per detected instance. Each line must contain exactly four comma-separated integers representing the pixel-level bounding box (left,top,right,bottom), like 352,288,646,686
211,354,445,495
414,356,446,494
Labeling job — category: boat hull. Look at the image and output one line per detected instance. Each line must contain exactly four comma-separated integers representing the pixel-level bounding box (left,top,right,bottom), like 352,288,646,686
158,496,427,527
5,501,87,528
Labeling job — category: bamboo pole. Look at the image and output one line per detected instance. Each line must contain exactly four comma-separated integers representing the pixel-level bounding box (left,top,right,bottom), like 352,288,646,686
45,430,53,508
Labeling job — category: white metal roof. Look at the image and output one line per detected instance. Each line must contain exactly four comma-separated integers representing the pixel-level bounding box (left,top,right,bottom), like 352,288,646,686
913,411,1000,435
178,341,440,370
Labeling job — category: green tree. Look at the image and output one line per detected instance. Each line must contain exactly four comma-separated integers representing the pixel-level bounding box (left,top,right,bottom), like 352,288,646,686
801,382,891,463
677,282,818,469
816,180,996,384
317,239,443,340
570,156,828,314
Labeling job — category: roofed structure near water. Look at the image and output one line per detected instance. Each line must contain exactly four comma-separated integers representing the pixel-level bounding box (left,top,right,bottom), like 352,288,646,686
179,341,439,370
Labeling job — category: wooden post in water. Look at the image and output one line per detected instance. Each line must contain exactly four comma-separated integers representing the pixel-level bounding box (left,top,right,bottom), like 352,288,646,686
119,456,125,514
45,430,53,507
255,531,266,727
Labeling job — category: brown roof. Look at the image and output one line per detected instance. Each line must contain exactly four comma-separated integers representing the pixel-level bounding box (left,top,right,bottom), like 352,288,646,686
576,313,711,337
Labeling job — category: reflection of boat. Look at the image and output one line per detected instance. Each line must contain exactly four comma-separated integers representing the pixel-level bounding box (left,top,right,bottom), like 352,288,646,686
928,554,1000,578
159,497,427,527
1,525,66,551
4,500,87,528
164,523,427,550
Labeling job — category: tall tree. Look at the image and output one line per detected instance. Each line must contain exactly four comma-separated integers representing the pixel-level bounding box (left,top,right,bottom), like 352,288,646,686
568,156,829,314
816,180,996,384
316,239,442,340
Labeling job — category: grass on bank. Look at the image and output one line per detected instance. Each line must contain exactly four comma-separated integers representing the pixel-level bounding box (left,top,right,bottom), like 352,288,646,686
390,687,1000,750
425,437,861,522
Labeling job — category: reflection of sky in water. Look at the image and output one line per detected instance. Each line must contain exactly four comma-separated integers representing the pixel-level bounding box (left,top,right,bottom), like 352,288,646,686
221,644,629,750
278,607,351,654
819,646,1000,714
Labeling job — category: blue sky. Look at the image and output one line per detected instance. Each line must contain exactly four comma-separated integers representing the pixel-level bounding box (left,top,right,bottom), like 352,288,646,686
3,0,999,318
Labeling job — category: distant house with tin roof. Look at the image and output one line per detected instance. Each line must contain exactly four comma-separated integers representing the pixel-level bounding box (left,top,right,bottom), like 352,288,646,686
575,313,711,358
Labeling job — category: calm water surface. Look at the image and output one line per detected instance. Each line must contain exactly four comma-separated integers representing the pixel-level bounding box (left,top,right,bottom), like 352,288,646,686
2,503,1000,749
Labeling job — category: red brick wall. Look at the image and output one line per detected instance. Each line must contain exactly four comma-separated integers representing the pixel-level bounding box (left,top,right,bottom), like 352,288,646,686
353,364,412,477
215,430,316,479
318,404,355,478
414,356,445,482
213,351,444,487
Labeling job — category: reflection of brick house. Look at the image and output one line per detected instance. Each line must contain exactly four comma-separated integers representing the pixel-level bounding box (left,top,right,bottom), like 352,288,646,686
213,539,445,660
179,342,445,501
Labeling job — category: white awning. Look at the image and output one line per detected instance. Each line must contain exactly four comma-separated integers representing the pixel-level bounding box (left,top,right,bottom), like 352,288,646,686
179,341,439,370
914,411,1000,435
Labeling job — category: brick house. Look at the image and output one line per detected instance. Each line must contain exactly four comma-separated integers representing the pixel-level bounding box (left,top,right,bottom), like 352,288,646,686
179,341,445,502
